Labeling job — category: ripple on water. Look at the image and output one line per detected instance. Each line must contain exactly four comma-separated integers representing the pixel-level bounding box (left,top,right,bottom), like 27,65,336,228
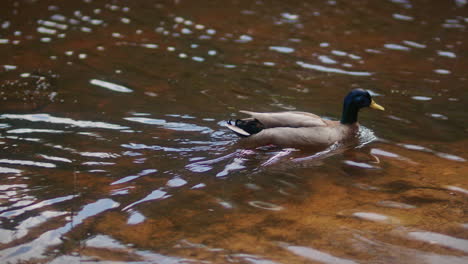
370,148,400,158
0,167,22,174
351,212,398,224
124,117,213,133
344,160,376,169
283,244,358,264
384,43,410,51
165,176,186,188
111,169,158,185
248,201,283,211
122,188,170,211
445,186,468,195
0,194,75,218
427,113,448,120
434,69,451,75
0,199,120,262
402,40,426,49
398,143,466,162
0,159,56,168
90,79,133,93
318,55,337,64
437,50,456,58
296,61,372,76
0,114,128,130
376,200,416,209
407,231,468,253
127,210,146,225
411,96,432,101
39,154,72,163
269,46,295,53
79,152,120,158
0,210,67,244
85,234,127,249
7,128,65,134
393,13,414,21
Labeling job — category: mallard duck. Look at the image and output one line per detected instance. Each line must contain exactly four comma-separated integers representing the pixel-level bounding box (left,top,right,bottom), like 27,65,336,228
226,89,384,148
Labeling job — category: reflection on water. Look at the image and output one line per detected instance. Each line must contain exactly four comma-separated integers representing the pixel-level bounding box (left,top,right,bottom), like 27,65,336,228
0,0,467,263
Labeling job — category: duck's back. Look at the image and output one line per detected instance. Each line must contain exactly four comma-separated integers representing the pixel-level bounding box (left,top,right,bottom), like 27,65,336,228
239,110,327,128
245,120,357,147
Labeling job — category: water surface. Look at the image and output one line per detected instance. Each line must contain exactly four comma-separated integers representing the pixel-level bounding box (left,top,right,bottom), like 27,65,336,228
1,0,467,263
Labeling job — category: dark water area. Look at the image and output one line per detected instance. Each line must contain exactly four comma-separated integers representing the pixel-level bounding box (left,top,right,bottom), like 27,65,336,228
1,0,467,263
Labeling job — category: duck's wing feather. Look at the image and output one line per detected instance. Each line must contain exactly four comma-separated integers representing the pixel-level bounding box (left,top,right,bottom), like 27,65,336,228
239,110,327,128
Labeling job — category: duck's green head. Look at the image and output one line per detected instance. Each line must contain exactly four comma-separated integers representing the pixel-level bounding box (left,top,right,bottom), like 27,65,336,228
340,89,384,124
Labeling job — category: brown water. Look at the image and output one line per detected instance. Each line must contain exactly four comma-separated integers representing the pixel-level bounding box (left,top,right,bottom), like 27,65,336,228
1,0,467,263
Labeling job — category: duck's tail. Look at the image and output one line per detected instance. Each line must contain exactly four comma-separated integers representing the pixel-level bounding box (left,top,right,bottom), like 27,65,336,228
226,118,264,137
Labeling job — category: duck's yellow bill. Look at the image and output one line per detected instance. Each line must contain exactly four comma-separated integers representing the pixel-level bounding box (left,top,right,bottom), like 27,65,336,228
370,100,385,111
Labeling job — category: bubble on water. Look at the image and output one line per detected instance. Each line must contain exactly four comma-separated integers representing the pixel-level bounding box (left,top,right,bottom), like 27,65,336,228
2,21,11,29
81,27,92,32
167,176,187,188
281,12,299,21
90,19,103,25
174,17,184,23
237,34,253,43
434,69,451,75
206,29,216,35
51,14,66,22
112,32,123,38
181,28,192,34
142,43,158,49
411,96,431,101
320,42,330,47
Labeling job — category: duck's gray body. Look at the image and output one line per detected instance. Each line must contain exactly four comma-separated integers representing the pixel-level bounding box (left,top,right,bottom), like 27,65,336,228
227,110,358,147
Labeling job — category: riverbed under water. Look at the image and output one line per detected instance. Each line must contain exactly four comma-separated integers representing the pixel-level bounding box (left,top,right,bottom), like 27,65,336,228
0,0,467,263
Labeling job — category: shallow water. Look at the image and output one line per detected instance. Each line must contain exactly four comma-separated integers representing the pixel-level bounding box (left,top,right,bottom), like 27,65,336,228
0,0,467,263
